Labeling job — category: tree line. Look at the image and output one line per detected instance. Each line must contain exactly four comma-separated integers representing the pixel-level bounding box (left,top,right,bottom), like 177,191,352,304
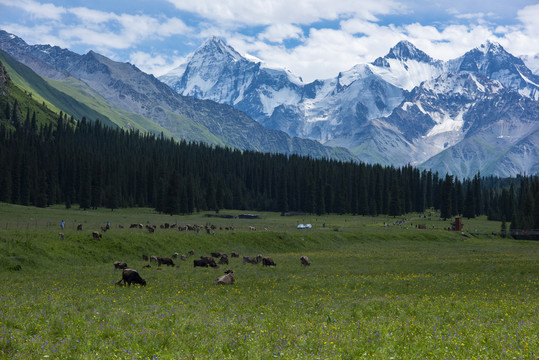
0,109,537,230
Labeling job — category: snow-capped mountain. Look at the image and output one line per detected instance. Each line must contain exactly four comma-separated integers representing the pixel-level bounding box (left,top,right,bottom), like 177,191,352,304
161,38,538,178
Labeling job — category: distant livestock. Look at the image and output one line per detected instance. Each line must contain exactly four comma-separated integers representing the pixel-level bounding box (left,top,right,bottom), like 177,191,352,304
262,257,276,266
193,259,209,268
77,224,83,231
218,254,229,265
92,231,102,239
157,257,175,267
142,254,149,261
172,252,179,260
243,255,262,265
231,251,239,258
114,261,128,270
116,269,146,286
188,250,195,256
180,254,187,261
214,270,235,285
200,256,218,268
150,256,159,263
300,256,311,266
58,232,65,240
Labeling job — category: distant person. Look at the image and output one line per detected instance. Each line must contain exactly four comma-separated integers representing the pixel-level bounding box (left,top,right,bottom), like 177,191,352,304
60,220,65,230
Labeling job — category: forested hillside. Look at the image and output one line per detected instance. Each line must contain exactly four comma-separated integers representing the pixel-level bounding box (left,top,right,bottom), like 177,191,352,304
0,58,537,228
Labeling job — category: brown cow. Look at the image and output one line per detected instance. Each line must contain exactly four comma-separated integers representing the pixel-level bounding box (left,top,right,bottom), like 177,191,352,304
158,257,175,267
92,231,102,239
300,256,311,266
214,270,235,285
116,269,146,286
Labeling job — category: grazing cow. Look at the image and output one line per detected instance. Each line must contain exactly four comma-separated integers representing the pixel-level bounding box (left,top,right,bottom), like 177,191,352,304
218,254,229,265
262,257,276,266
150,256,159,263
211,252,223,258
158,257,175,267
193,259,209,268
231,251,239,258
77,224,83,231
114,261,127,270
116,269,146,286
300,256,311,266
58,232,65,240
142,254,149,261
214,270,235,285
101,226,108,233
243,255,262,265
180,254,187,261
249,226,256,231
172,252,178,260
200,256,218,268
129,224,139,229
92,231,102,239
188,250,195,256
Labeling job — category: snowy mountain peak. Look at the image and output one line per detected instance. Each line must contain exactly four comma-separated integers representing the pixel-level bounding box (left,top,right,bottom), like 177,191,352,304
384,40,435,63
197,36,244,62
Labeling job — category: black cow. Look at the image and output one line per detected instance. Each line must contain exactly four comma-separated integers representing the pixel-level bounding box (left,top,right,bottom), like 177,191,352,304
200,256,218,268
262,257,276,266
211,252,223,258
218,254,229,265
116,269,146,286
142,254,149,261
231,251,239,258
193,259,209,268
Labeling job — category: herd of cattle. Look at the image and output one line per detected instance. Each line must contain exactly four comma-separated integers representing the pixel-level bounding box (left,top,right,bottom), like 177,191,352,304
115,251,312,287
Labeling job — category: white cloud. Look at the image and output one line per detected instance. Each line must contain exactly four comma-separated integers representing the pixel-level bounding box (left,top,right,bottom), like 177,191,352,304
166,0,403,26
129,51,188,77
0,0,65,20
259,24,303,43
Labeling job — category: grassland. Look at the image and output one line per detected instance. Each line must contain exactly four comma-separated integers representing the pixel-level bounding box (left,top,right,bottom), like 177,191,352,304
0,203,537,359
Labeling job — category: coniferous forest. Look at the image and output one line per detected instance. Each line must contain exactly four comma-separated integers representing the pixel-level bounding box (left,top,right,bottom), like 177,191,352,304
0,109,538,230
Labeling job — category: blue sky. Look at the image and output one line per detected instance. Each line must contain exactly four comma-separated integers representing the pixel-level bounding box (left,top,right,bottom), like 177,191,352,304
1,0,538,81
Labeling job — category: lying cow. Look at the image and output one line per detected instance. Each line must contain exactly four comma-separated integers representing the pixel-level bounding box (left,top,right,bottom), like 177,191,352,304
300,256,311,266
262,257,276,266
116,269,146,286
214,270,235,285
113,261,128,270
92,231,102,239
243,255,262,265
157,257,175,267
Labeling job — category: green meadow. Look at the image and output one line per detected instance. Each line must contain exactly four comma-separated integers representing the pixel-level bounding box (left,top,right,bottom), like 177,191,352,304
0,203,537,359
